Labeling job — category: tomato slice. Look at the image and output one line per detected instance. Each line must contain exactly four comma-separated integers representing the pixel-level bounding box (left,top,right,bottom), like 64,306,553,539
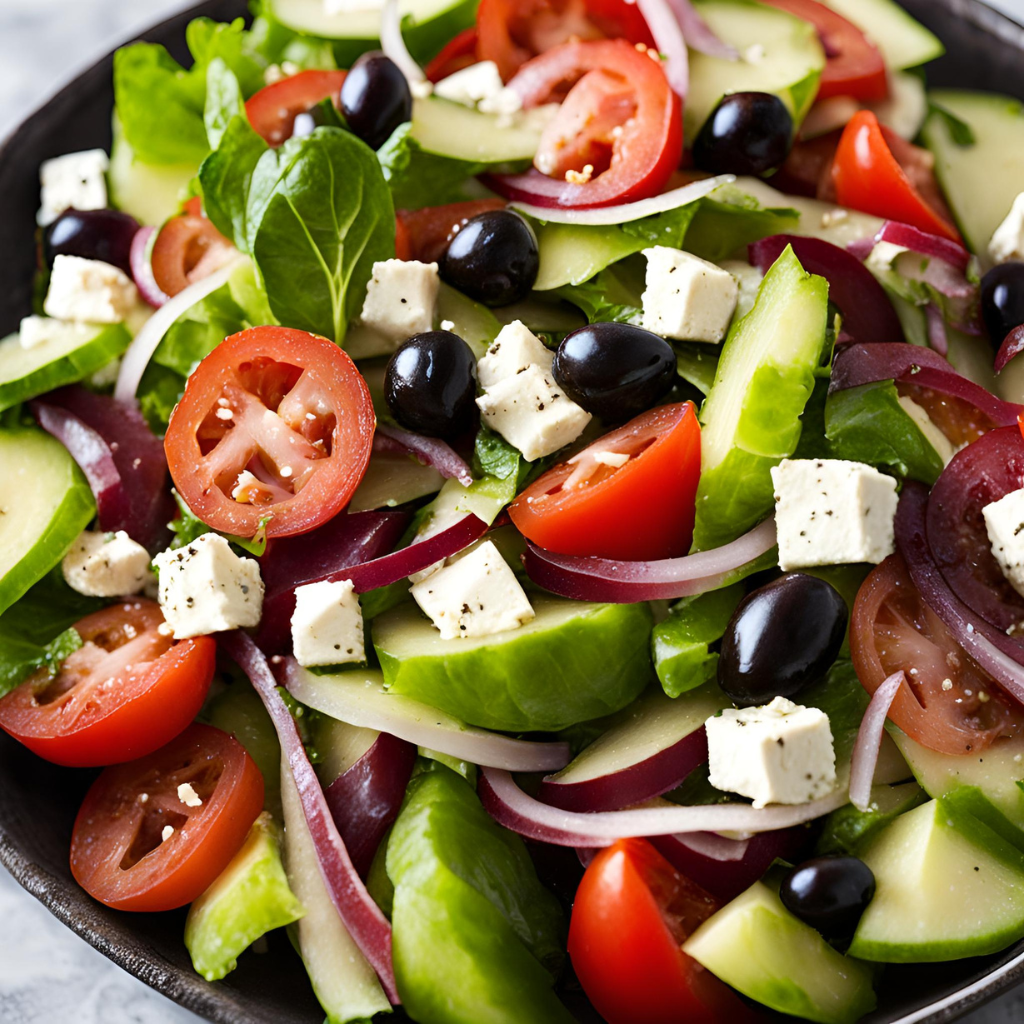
832,111,960,242
245,69,348,147
150,197,235,299
0,601,215,768
509,403,701,560
70,723,264,911
850,554,1024,755
896,381,993,448
164,326,375,539
396,199,507,263
425,27,481,82
569,839,758,1024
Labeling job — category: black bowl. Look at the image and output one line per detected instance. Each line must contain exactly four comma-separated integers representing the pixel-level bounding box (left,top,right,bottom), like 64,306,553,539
3,1,1024,1021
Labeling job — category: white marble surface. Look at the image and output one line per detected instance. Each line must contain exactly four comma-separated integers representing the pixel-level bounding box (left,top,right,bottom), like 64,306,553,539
4,0,1024,1022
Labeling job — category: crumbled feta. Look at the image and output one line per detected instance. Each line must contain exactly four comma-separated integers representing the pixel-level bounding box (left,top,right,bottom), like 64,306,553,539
989,193,1024,265
263,60,300,85
434,61,506,108
177,783,203,808
718,260,763,321
476,320,553,388
359,259,439,348
38,149,109,227
153,534,264,639
983,488,1024,598
231,470,262,503
44,255,139,324
18,314,92,351
705,696,837,808
563,448,630,488
771,458,899,571
161,825,175,842
641,246,739,343
410,539,535,640
62,530,151,598
476,363,590,462
897,395,956,465
865,240,909,275
290,579,365,667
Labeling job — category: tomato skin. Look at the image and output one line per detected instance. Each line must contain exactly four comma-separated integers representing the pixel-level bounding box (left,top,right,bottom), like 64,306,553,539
245,69,348,147
424,27,480,82
70,723,264,912
150,200,234,298
396,199,506,263
0,602,216,768
509,403,701,560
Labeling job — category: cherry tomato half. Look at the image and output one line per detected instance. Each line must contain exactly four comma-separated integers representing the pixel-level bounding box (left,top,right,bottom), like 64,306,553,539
245,69,349,147
425,27,481,82
164,326,376,539
0,601,215,768
396,199,507,263
70,723,264,911
569,839,758,1024
509,403,701,560
151,197,235,299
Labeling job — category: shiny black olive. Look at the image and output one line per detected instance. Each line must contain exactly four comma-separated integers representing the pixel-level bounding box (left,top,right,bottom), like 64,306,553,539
384,330,478,438
718,573,847,707
440,210,539,307
692,92,794,177
780,855,876,938
552,322,676,421
981,262,1024,348
340,52,412,151
43,208,140,276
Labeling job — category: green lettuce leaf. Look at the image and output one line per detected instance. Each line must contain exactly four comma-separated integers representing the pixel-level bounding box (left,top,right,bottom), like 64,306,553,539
0,626,82,699
683,185,800,263
377,124,489,210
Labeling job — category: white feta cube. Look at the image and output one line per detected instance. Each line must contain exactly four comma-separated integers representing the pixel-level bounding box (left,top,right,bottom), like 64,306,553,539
641,246,739,343
989,192,1024,265
153,534,263,639
897,395,956,465
771,458,899,571
410,540,535,640
291,579,365,667
476,363,590,462
62,530,151,598
44,255,139,324
706,696,837,808
359,259,439,347
983,488,1024,598
476,320,552,388
18,314,92,351
434,61,506,108
38,149,109,227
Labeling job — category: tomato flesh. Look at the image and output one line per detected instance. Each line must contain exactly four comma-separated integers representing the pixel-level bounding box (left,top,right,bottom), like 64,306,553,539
150,197,235,299
245,69,348,147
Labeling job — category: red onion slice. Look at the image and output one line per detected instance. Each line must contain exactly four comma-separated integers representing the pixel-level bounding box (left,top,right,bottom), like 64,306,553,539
380,0,426,84
636,0,688,98
996,325,1024,375
666,0,738,58
849,671,904,812
129,226,170,309
875,221,971,274
925,303,949,356
521,517,776,603
220,632,399,1002
374,424,473,487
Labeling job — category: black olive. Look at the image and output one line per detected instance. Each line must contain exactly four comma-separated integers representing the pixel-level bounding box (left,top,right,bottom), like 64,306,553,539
981,262,1024,348
718,573,847,707
552,322,676,421
440,210,539,307
692,92,794,177
43,208,140,276
384,330,478,438
780,855,876,938
340,52,412,151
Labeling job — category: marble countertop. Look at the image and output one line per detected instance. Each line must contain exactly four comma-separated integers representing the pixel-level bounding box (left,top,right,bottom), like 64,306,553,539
3,1,1024,1022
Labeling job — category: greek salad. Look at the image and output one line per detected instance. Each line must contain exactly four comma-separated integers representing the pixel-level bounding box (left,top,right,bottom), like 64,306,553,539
3,0,1024,1021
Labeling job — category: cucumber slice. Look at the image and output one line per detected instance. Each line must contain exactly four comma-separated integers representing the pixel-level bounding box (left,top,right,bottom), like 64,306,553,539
0,429,96,618
815,780,927,857
0,323,130,413
373,596,653,732
819,0,943,71
683,881,877,1024
687,0,825,142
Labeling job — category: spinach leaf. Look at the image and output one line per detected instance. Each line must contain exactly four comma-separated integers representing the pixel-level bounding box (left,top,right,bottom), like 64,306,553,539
204,58,247,151
555,264,644,326
0,627,82,699
199,112,269,248
377,124,488,210
684,186,800,263
473,425,521,482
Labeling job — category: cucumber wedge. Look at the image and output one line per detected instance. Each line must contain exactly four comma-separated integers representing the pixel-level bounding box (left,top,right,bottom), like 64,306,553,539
0,429,96,617
409,97,553,164
819,0,943,71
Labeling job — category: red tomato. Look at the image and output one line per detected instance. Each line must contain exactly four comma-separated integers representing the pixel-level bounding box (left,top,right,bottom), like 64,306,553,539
758,0,887,102
832,111,960,242
425,27,481,82
508,403,701,560
164,326,375,539
897,382,993,448
773,130,841,200
396,199,507,263
569,839,758,1024
245,69,348,147
70,723,264,911
150,197,235,298
0,601,215,768
850,554,1024,755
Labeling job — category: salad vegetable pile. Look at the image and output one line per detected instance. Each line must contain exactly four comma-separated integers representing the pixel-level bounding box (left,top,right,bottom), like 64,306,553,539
6,0,1024,1020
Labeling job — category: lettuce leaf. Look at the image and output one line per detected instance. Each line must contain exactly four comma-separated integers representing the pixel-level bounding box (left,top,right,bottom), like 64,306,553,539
377,124,489,210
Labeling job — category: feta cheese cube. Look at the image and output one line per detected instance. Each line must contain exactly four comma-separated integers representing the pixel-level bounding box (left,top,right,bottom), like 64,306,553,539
291,579,365,667
410,540,535,640
18,314,92,351
771,458,899,570
989,192,1024,265
434,61,506,108
476,320,553,388
476,363,591,462
706,696,837,808
641,246,739,343
38,149,109,227
62,530,151,598
897,395,956,465
153,534,264,639
359,259,439,347
983,488,1024,598
44,255,139,324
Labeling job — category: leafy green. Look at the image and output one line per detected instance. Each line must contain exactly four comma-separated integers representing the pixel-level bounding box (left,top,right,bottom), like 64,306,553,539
682,186,800,263
377,124,489,210
0,568,101,646
927,100,975,147
204,58,247,152
555,263,644,326
815,784,927,857
0,627,82,699
167,490,271,558
473,426,521,482
199,112,270,248
801,659,869,766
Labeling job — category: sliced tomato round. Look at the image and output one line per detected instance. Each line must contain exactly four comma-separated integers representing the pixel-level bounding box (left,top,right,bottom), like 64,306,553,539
396,199,507,263
509,403,701,560
164,326,376,539
151,197,235,298
70,723,264,912
425,27,481,82
850,553,1024,755
896,381,993,448
569,839,758,1024
245,69,348,147
0,601,215,768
